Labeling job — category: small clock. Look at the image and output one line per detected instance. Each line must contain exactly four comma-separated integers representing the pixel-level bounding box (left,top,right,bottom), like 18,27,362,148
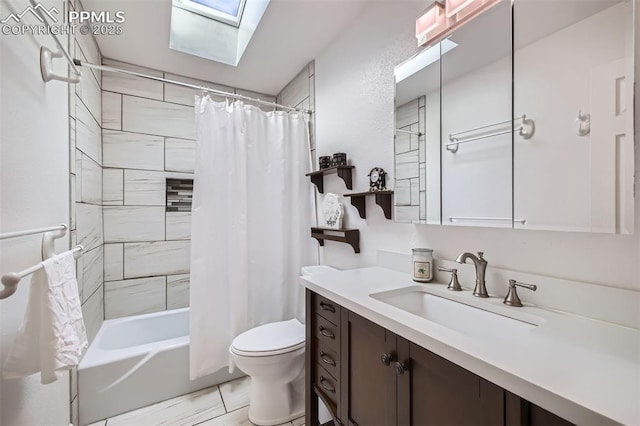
368,167,386,191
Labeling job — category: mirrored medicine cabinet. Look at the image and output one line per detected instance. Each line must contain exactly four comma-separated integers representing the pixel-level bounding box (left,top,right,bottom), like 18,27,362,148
394,0,636,234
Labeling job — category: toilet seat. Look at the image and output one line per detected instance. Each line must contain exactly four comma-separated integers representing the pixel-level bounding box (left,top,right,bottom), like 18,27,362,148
230,319,305,357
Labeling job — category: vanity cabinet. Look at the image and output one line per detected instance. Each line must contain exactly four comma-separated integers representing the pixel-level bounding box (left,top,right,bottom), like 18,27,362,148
306,290,574,426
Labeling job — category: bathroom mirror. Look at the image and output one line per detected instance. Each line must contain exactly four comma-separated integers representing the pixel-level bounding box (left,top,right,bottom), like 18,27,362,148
393,0,636,234
440,0,513,228
393,43,443,224
513,0,635,234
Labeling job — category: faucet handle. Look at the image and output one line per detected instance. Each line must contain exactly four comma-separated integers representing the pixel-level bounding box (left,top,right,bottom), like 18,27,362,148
503,279,537,307
437,267,462,291
477,251,484,259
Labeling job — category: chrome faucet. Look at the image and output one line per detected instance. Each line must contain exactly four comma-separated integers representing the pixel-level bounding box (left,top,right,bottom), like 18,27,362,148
455,251,489,298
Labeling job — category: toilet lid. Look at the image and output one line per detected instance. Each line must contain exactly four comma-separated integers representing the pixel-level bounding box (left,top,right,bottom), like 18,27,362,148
231,319,305,356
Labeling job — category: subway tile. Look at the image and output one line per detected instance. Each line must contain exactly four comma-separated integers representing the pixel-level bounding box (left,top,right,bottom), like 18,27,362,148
76,203,103,251
75,250,84,310
236,89,276,111
396,99,419,129
103,130,164,171
395,180,411,206
82,283,103,343
410,124,419,152
102,59,164,100
70,118,76,174
164,73,233,106
79,154,102,205
76,97,102,165
70,175,76,231
104,243,124,282
105,277,166,319
122,95,195,139
165,138,196,173
75,41,101,123
395,150,419,180
166,212,191,240
411,178,420,206
167,274,190,309
395,132,410,154
278,68,309,109
74,4,101,84
103,168,124,205
124,241,190,279
395,206,420,223
104,206,165,242
102,92,122,131
124,169,166,206
81,245,103,304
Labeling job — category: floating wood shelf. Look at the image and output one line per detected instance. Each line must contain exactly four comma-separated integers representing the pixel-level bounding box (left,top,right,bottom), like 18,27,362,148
305,165,355,193
344,191,394,220
311,227,360,253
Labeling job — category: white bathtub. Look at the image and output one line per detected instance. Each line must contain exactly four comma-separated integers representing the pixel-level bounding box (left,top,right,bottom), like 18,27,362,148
78,308,243,425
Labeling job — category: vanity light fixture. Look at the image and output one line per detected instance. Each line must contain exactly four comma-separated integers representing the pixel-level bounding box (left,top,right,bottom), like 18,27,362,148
445,0,477,18
447,0,501,22
418,0,502,47
416,1,448,46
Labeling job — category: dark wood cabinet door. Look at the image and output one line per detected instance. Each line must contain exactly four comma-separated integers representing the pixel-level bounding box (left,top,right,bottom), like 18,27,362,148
341,311,397,426
397,340,504,426
505,392,574,426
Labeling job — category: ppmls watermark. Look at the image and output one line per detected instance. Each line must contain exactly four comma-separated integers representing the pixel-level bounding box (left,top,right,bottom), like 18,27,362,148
1,3,125,36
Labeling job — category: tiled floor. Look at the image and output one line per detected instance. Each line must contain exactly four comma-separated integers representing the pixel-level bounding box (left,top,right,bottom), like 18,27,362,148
86,376,305,426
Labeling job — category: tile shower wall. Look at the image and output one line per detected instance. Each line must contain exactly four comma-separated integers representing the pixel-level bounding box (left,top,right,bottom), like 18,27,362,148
101,59,276,319
394,96,426,222
277,62,316,156
67,1,103,424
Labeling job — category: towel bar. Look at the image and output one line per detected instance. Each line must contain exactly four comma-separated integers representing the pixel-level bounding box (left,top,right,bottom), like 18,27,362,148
0,245,84,300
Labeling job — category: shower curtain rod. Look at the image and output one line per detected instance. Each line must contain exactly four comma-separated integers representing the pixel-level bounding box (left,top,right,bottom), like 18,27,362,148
73,60,312,114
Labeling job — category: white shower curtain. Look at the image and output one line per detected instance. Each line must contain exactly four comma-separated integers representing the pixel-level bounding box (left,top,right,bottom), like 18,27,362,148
189,97,317,379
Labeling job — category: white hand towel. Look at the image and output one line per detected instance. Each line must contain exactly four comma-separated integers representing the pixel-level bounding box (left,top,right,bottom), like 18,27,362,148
3,251,88,384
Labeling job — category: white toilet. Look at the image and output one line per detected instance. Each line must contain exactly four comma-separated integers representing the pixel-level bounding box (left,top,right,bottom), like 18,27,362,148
228,265,337,426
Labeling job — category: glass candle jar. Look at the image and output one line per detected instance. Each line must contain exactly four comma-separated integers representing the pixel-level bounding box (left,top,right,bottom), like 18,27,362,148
412,248,434,282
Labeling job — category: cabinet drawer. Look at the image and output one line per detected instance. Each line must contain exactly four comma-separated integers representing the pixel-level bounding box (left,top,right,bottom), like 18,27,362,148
314,314,340,350
315,364,340,408
315,339,340,380
314,294,339,325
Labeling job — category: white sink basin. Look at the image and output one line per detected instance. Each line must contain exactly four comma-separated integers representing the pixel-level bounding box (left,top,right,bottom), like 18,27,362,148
370,286,539,340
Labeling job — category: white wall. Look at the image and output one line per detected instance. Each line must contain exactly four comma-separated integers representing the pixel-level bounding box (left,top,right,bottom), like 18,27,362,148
314,0,640,291
0,1,70,424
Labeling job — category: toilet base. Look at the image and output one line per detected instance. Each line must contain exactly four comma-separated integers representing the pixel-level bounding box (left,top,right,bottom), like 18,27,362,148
247,378,305,426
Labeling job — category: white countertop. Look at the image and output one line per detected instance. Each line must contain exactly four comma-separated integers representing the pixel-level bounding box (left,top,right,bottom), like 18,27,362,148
301,267,640,426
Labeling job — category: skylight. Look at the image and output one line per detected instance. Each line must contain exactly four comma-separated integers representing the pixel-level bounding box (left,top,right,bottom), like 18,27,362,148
174,0,247,27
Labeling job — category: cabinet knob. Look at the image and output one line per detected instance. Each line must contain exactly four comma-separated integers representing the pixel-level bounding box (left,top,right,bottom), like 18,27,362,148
394,361,408,375
381,352,393,366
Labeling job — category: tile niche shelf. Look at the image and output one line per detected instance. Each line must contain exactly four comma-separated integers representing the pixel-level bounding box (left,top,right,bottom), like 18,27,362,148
344,190,394,220
311,227,360,253
305,165,355,193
